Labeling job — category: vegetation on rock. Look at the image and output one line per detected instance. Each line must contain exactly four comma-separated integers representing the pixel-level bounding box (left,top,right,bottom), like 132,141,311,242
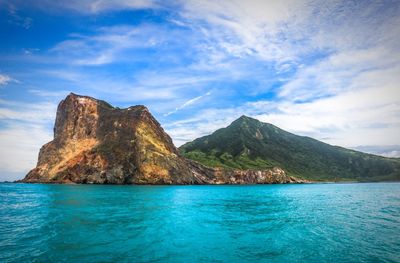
179,116,400,181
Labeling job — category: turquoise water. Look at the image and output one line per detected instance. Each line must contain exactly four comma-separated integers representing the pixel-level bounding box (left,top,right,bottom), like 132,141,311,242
0,183,399,262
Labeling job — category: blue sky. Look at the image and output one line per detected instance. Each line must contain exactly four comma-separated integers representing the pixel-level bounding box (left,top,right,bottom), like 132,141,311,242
0,0,400,181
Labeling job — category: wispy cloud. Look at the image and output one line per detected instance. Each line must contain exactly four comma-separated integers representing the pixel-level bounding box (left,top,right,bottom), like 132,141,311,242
2,0,158,14
164,91,211,116
0,122,52,177
0,99,57,123
352,145,400,158
0,99,56,178
50,25,146,66
39,69,207,103
5,3,33,29
28,89,70,98
66,0,158,13
0,74,14,86
278,48,400,102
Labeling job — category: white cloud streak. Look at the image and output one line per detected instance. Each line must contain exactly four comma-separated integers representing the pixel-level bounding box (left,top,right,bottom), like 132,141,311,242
71,0,158,13
2,0,158,14
352,145,400,158
0,74,13,86
164,91,211,116
0,99,57,123
0,99,57,178
0,123,52,177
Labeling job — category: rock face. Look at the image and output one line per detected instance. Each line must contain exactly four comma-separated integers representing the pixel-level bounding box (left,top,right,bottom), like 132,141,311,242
22,93,305,184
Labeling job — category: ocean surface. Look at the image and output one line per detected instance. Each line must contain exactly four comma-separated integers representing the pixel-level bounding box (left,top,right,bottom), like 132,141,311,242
0,183,399,263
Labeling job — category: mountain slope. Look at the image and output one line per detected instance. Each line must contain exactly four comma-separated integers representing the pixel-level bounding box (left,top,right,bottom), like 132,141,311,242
179,116,400,181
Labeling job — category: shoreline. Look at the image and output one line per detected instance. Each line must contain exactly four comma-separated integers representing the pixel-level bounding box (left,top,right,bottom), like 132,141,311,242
5,180,400,185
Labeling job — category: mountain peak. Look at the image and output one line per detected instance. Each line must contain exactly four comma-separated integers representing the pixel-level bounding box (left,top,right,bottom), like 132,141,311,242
179,115,400,181
64,93,152,112
234,115,260,125
66,92,96,101
229,115,268,134
64,93,115,110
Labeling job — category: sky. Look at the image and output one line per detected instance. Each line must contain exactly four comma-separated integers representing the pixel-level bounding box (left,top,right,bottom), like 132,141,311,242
0,0,399,181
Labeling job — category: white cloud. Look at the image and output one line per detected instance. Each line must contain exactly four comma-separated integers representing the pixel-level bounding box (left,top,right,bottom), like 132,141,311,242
78,0,157,13
0,99,57,123
0,99,56,179
6,4,33,29
381,151,400,158
0,74,12,86
278,48,400,102
164,91,211,116
352,145,400,158
255,85,400,147
177,0,400,73
28,89,70,98
4,0,158,14
39,69,206,103
178,0,308,63
49,24,165,65
0,123,52,177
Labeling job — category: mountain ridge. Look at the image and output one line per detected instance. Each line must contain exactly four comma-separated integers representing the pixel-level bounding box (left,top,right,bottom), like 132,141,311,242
179,115,400,181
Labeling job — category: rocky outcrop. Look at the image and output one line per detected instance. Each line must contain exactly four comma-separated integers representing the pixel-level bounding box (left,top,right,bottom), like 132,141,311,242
187,161,305,184
21,93,306,184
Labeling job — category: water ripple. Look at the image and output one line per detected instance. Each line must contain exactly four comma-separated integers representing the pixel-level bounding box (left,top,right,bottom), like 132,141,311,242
0,183,399,262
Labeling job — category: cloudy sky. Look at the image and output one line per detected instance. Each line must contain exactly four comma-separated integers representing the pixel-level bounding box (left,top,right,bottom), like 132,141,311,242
0,0,399,181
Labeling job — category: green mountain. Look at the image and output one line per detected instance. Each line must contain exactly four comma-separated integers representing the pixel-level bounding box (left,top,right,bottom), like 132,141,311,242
179,116,400,181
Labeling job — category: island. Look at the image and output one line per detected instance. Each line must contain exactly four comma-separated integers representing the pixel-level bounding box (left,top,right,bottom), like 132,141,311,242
20,93,399,184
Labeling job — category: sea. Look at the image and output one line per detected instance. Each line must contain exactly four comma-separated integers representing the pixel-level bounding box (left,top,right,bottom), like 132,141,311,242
0,182,399,262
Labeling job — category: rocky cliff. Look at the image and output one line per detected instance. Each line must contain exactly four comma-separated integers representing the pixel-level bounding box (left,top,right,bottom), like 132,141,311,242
22,93,304,184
